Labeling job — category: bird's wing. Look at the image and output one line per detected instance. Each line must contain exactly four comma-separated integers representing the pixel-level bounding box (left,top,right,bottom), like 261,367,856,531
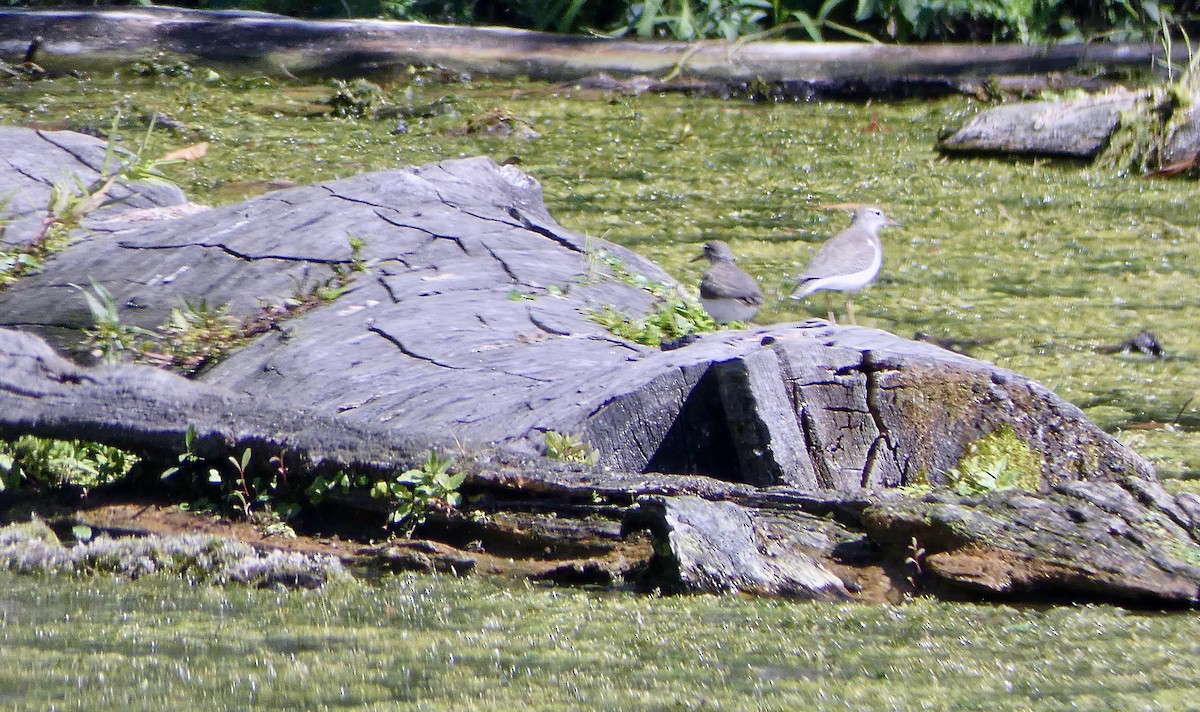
798,228,878,278
700,266,764,305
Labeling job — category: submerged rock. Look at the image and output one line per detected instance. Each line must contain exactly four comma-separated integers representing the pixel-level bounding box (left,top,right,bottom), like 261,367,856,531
0,520,347,589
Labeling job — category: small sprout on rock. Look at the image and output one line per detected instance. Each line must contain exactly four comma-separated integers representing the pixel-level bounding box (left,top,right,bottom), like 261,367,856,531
585,252,719,347
544,431,599,466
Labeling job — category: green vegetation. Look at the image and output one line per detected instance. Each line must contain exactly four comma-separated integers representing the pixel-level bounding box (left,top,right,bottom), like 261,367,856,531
945,426,1042,495
370,451,466,533
543,430,600,465
163,427,309,524
587,253,720,346
0,435,139,493
1102,25,1200,176
73,241,361,373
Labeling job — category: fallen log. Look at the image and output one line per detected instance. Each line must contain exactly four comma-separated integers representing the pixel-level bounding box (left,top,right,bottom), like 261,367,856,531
0,7,1187,99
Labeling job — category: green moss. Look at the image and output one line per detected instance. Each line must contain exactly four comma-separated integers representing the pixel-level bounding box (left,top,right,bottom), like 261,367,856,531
945,426,1041,495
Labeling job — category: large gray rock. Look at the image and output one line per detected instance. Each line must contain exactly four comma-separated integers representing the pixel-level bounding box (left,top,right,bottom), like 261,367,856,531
938,91,1142,158
5,125,1196,606
0,126,188,247
0,127,1151,491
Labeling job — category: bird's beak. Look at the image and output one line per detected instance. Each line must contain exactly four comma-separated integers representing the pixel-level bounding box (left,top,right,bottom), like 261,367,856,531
689,252,705,263
887,216,904,228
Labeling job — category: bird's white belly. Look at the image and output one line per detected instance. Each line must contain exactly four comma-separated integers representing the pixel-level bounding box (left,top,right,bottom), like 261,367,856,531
801,243,882,294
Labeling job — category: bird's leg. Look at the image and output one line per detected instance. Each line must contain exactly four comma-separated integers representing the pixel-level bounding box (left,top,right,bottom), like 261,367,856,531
824,293,837,324
846,297,858,326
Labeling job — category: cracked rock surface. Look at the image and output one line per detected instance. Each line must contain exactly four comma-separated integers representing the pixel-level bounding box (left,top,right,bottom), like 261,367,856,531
0,125,189,248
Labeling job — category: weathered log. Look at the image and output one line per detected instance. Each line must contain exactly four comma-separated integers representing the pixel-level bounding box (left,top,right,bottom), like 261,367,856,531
858,478,1200,605
0,7,1187,99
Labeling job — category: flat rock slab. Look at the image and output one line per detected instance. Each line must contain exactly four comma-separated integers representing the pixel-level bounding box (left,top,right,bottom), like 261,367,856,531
0,327,438,473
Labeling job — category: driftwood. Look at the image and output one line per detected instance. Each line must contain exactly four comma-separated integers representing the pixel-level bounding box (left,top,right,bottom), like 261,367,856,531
4,125,1200,606
0,7,1189,99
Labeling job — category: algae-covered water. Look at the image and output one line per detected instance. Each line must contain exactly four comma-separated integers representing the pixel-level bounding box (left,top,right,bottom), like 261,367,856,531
2,570,1199,710
2,67,1199,707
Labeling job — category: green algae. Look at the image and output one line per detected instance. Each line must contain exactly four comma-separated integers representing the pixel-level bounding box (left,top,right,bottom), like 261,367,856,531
0,68,1197,483
3,569,1200,710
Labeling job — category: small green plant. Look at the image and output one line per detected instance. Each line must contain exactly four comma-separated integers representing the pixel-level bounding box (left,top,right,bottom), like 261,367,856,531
903,536,926,589
149,299,242,375
305,469,364,505
73,278,155,363
0,435,139,493
586,252,719,347
370,452,466,534
161,424,214,480
347,235,369,273
210,447,296,520
944,426,1040,496
544,430,600,465
163,428,301,522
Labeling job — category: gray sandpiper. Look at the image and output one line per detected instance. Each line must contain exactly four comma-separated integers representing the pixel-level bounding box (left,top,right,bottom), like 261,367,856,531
791,206,901,324
691,240,764,324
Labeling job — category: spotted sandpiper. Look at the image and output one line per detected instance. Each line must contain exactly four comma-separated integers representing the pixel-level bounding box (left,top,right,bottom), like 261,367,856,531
791,206,901,324
691,240,764,324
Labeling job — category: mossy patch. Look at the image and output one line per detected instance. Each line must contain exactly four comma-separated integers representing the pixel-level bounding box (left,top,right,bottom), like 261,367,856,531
944,425,1041,496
